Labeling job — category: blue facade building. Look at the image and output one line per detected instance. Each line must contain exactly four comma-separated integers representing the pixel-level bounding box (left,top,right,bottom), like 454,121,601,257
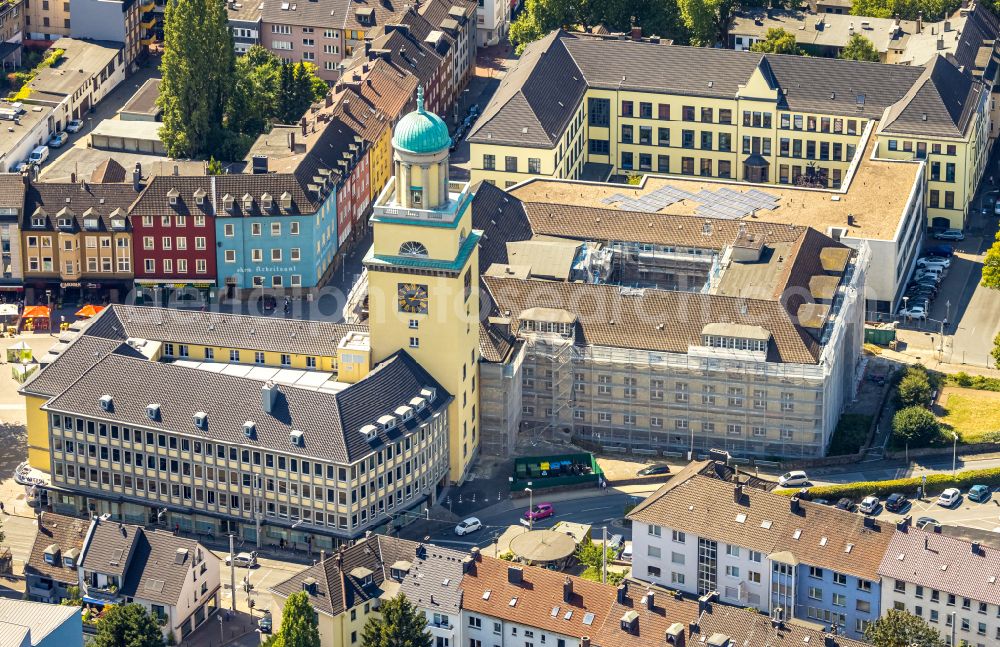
213,174,338,295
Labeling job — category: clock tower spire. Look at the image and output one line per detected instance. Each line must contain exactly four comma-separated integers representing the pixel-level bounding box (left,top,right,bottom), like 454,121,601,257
365,87,481,484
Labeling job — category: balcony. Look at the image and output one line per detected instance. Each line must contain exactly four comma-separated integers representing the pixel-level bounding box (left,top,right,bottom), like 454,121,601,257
82,580,124,603
141,15,156,29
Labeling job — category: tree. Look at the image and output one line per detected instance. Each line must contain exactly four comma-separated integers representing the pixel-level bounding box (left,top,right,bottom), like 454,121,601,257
991,332,1000,369
851,0,960,21
897,367,932,407
982,235,1000,289
892,406,942,446
158,0,236,157
749,28,804,54
840,33,880,61
679,0,739,45
864,609,945,647
360,594,432,647
91,604,164,647
275,592,320,647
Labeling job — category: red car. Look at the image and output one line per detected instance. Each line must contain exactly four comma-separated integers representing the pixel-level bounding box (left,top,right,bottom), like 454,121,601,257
524,503,555,521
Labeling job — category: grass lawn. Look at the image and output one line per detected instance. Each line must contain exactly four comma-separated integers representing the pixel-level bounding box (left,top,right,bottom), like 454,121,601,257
938,388,1000,443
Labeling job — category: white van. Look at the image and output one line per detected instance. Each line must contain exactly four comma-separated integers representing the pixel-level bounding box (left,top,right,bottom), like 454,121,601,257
28,145,49,166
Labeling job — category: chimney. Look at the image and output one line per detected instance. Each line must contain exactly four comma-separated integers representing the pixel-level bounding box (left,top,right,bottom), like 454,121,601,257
133,162,142,191
365,41,372,57
70,171,76,183
325,94,333,108
697,592,715,614
471,546,481,561
917,11,923,32
462,555,474,573
581,638,590,647
937,34,945,49
646,589,655,610
631,25,641,40
897,516,911,532
790,496,801,514
934,524,942,534
508,565,523,585
563,576,573,603
321,549,326,562
288,131,296,151
616,581,628,604
863,516,876,529
733,483,743,504
261,381,280,413
300,117,307,137
972,541,981,555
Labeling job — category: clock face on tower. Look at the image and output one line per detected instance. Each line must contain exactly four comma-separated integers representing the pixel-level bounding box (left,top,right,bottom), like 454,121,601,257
397,283,429,314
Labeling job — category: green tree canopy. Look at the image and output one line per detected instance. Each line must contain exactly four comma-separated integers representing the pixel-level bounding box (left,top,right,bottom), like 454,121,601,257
982,234,1000,290
897,368,933,407
864,609,945,647
275,592,321,647
991,333,1000,369
360,594,432,647
509,0,682,53
840,33,880,61
892,406,942,446
851,0,960,21
157,0,236,157
91,604,164,647
679,0,738,45
749,27,804,54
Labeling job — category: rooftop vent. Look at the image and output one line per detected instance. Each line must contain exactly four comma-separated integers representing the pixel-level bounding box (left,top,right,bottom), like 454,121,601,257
193,411,208,429
262,381,279,413
507,565,523,585
146,403,161,421
175,547,189,564
100,394,114,412
302,577,317,594
290,429,304,447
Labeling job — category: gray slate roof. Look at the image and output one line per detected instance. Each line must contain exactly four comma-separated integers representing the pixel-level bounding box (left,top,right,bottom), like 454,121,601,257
131,174,323,218
79,517,140,577
86,304,367,357
880,54,981,138
19,334,143,397
0,173,25,212
878,526,1000,605
397,543,467,613
470,30,982,148
270,535,432,616
43,348,449,464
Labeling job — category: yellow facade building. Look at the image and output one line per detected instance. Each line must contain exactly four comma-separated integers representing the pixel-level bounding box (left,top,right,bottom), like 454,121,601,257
469,30,995,230
366,87,481,483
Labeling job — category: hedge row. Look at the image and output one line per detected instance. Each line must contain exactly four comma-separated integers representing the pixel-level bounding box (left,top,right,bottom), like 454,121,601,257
775,466,1000,500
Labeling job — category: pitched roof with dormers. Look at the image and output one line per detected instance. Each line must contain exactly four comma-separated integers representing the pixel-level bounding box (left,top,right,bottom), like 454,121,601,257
25,512,88,585
43,347,449,464
130,174,324,218
628,471,894,581
22,179,140,231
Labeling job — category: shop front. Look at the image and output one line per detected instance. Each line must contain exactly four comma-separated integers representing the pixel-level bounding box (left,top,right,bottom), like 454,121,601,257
133,280,217,307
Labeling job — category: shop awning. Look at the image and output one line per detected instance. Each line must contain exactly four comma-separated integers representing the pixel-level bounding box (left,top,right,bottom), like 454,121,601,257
21,305,50,319
75,304,105,318
0,304,17,316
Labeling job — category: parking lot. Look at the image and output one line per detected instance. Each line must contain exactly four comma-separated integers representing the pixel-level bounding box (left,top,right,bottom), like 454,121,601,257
849,487,1000,533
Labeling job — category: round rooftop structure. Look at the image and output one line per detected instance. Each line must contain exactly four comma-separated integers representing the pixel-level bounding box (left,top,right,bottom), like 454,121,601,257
392,86,451,155
508,529,577,564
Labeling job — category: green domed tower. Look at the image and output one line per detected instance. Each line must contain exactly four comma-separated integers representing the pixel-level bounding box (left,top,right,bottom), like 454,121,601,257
389,86,452,210
391,86,451,155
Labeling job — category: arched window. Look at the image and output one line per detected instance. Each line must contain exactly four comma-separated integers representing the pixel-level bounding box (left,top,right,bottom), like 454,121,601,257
399,241,429,256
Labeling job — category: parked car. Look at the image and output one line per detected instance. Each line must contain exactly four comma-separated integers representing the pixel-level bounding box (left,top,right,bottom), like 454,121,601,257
28,145,49,166
917,257,951,269
914,267,944,280
778,470,809,487
968,484,992,502
621,542,633,561
835,497,856,512
524,503,555,521
48,131,68,148
258,613,272,634
65,119,83,133
916,516,940,529
455,517,482,536
885,493,909,512
924,244,954,257
937,488,962,507
859,495,880,515
13,160,29,172
225,551,258,567
898,305,928,320
934,229,965,241
812,498,831,506
606,534,624,555
637,464,671,476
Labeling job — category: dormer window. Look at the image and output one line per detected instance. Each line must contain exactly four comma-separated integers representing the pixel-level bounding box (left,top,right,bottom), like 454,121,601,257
242,194,254,211
193,188,206,205
43,544,60,565
279,191,292,211
31,216,45,228
57,217,73,229
261,193,273,210
223,194,235,212
83,217,99,230
167,188,180,205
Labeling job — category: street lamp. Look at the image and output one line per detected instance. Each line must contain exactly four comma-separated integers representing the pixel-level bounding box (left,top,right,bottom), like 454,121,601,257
524,487,533,531
952,433,959,474
45,289,52,334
